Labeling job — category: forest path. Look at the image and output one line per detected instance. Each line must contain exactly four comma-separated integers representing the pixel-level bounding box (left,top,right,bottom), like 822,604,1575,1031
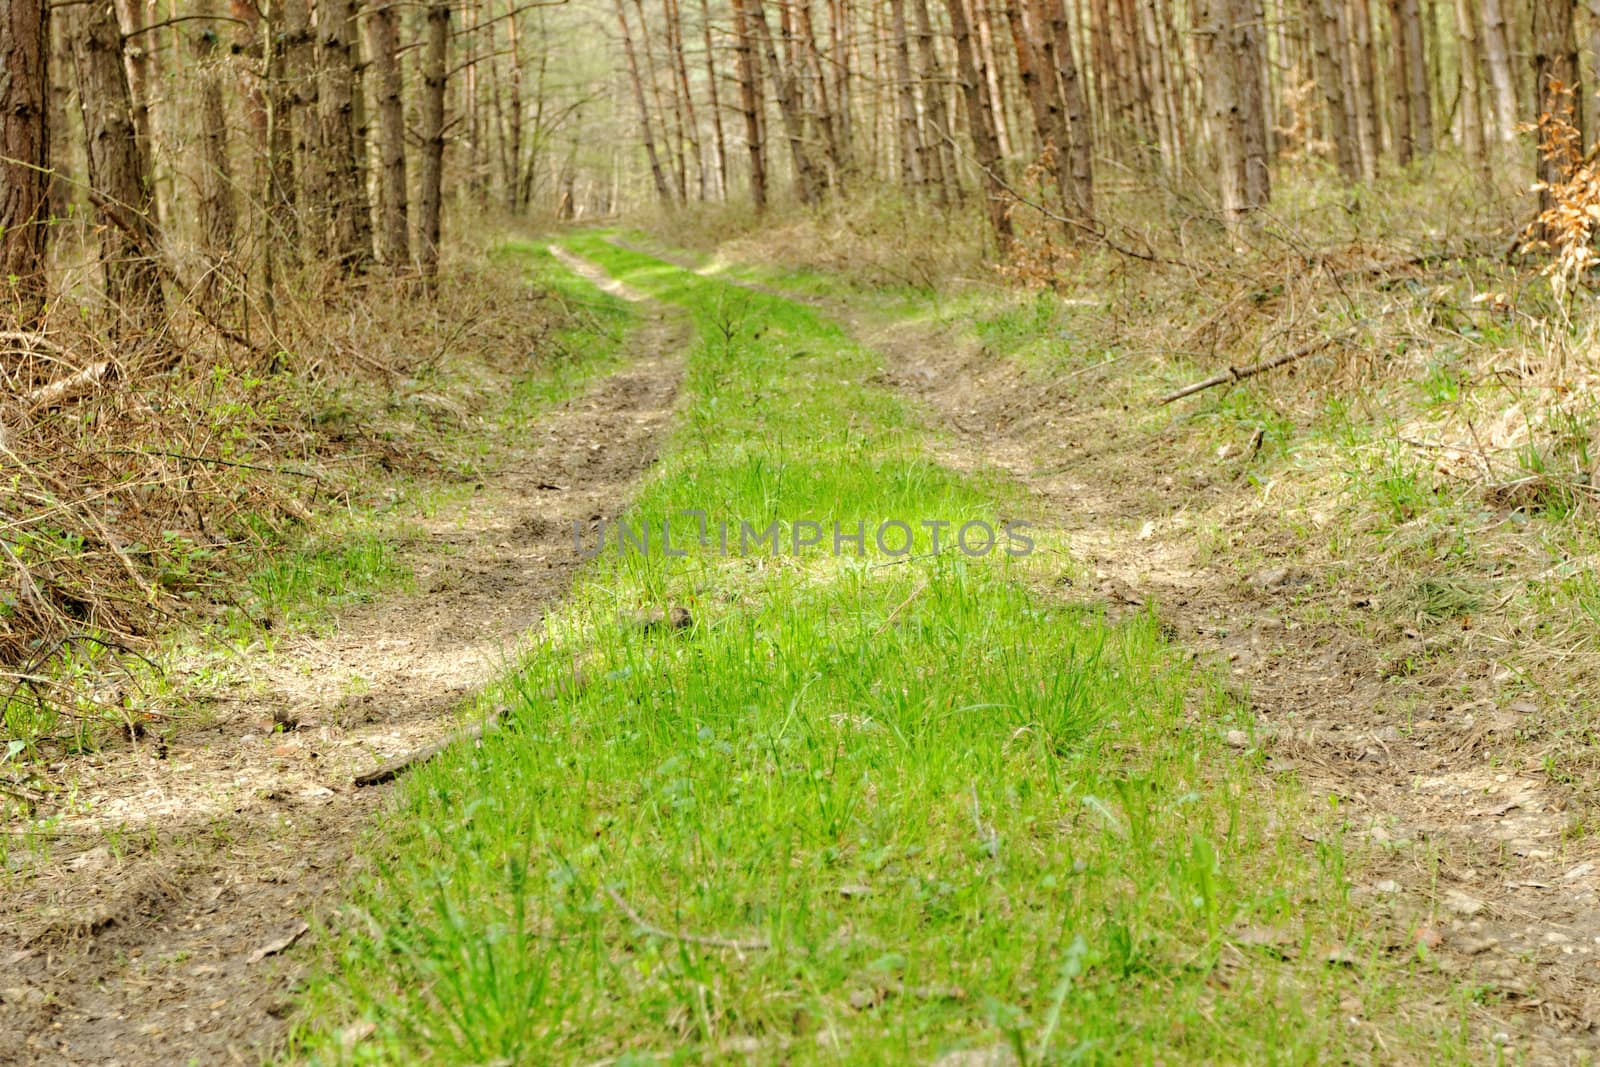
852,306,1600,1059
0,300,686,1066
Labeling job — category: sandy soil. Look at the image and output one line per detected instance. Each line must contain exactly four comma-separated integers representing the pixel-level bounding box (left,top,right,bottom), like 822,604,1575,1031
0,294,685,1066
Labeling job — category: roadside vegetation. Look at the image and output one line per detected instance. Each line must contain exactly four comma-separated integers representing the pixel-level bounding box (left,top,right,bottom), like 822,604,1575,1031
285,237,1488,1064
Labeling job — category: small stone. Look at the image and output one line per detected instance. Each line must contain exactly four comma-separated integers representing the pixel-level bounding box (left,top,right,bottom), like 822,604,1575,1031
1225,729,1250,749
1373,879,1401,895
1249,566,1290,590
1444,890,1485,917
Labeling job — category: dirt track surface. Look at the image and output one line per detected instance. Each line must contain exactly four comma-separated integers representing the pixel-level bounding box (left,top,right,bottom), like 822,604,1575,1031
0,300,684,1066
866,312,1600,1063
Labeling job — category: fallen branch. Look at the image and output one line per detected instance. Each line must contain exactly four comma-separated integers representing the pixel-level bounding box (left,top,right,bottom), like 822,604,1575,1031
352,705,508,786
26,361,114,411
603,885,771,952
1158,333,1343,405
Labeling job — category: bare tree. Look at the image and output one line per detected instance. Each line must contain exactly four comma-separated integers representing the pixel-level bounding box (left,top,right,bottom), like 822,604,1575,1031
732,0,770,208
943,0,1013,247
1,0,51,322
366,0,409,266
419,0,451,287
70,0,164,332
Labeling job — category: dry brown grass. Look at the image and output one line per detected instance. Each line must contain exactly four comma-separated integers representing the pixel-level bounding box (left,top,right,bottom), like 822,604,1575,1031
0,231,563,741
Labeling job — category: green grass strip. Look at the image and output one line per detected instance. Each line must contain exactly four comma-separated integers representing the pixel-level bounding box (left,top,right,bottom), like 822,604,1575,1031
287,236,1459,1065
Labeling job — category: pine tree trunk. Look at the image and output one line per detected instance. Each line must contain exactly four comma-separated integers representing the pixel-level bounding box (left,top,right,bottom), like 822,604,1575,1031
750,0,820,203
366,0,409,266
733,0,770,208
1194,0,1268,225
1533,0,1581,226
1308,0,1359,178
318,0,371,268
663,0,706,199
700,0,731,198
890,0,928,188
615,0,676,203
1452,0,1486,163
70,0,164,332
1,0,50,323
419,0,450,288
1350,0,1384,166
283,0,315,253
1039,0,1094,223
194,14,236,257
912,0,958,204
1394,0,1433,156
1387,0,1415,162
632,0,687,200
943,0,1013,248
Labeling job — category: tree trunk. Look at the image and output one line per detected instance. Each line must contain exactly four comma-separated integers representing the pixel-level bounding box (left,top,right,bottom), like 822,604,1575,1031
732,0,769,208
366,0,409,267
700,0,731,198
1,0,50,322
663,0,706,199
615,0,675,204
1533,0,1581,227
1391,0,1433,157
283,0,315,252
1003,0,1076,233
1452,0,1486,163
70,0,163,332
912,0,957,204
1308,0,1359,178
750,0,820,203
419,0,450,288
194,14,236,257
318,0,371,268
1194,0,1268,225
1350,0,1383,166
889,0,927,189
943,0,1013,248
1477,0,1515,139
1039,0,1094,223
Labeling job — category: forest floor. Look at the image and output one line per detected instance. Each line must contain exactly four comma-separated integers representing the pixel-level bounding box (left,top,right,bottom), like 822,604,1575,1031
9,226,1600,1064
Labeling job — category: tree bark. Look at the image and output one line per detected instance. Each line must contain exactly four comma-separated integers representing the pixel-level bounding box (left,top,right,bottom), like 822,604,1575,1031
1039,0,1093,224
699,0,730,198
732,0,769,208
889,0,927,189
419,0,450,288
1308,0,1359,178
365,0,409,267
193,13,236,257
318,0,371,268
1194,0,1268,225
70,0,163,333
1,0,51,322
749,0,820,203
943,0,1013,248
663,0,706,199
1477,0,1515,140
912,0,957,204
1452,0,1486,163
1533,0,1582,227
